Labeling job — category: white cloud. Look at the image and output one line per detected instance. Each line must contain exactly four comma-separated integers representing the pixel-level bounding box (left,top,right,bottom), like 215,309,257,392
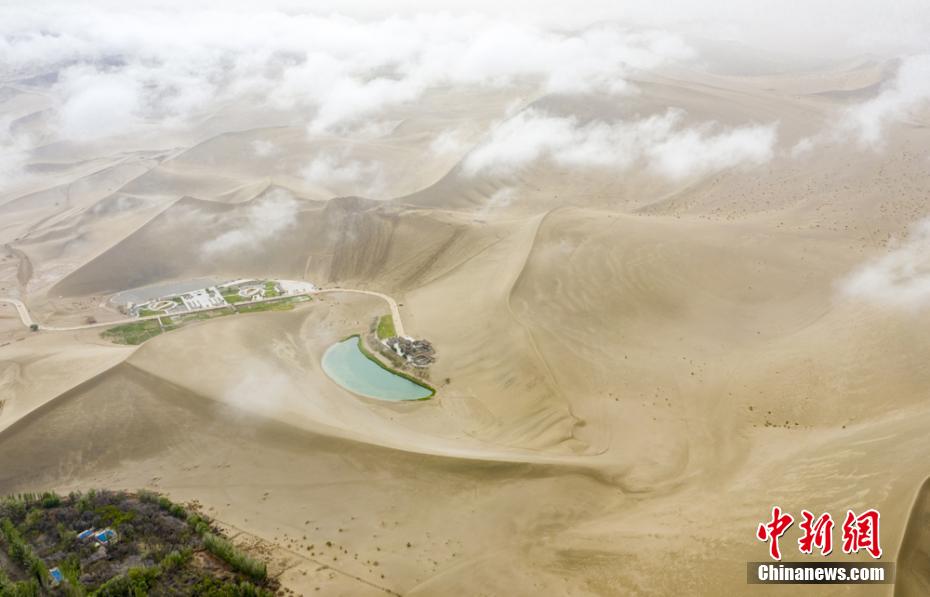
222,357,292,415
792,53,930,154
789,137,816,158
0,118,33,192
841,54,930,149
301,152,383,195
645,120,777,179
55,68,142,140
462,109,777,179
476,186,517,219
431,129,468,155
251,140,278,157
202,189,298,255
841,218,930,309
0,6,702,144
2,1,927,190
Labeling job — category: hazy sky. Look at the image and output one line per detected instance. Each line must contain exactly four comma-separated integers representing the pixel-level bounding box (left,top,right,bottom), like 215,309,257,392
6,0,930,58
2,0,929,192
27,0,928,56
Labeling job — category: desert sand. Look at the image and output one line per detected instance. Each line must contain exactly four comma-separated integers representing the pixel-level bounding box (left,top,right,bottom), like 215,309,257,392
2,34,930,596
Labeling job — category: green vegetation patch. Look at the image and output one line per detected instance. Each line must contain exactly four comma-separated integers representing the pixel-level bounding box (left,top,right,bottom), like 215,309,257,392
0,565,39,596
1,517,49,588
100,319,169,345
222,292,248,304
202,533,267,581
236,299,295,314
263,281,280,298
0,490,276,596
100,292,310,346
376,314,396,339
175,307,235,324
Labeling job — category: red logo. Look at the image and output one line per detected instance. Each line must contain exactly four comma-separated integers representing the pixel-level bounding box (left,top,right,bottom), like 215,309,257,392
798,510,834,556
841,509,882,559
758,507,881,560
756,506,794,561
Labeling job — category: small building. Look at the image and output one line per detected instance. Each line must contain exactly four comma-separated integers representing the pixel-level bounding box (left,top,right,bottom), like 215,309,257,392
384,336,436,368
49,567,63,587
77,528,95,541
94,528,118,546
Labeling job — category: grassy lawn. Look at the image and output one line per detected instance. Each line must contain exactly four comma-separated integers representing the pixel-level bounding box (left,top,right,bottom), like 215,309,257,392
101,319,168,345
222,292,247,303
177,308,235,323
138,308,162,317
101,297,309,345
263,281,280,298
376,314,396,339
236,299,295,314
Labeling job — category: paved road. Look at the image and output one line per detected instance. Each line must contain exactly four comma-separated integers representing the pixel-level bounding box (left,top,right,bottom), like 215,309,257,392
0,296,233,331
0,298,34,328
0,288,407,336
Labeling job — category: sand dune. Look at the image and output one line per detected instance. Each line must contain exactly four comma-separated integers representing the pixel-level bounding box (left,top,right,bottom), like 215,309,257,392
2,55,930,596
896,477,930,596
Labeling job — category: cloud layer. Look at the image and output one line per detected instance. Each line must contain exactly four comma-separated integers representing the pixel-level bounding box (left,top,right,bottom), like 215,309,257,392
841,54,930,149
841,218,930,309
790,53,930,154
202,190,299,255
462,109,777,179
300,152,384,197
0,7,694,140
2,2,928,195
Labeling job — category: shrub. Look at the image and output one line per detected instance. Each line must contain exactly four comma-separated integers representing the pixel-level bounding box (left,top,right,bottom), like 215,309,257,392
202,533,267,581
193,577,274,597
160,548,192,571
0,568,40,597
1,518,49,587
96,504,135,528
137,490,159,505
76,490,97,513
22,509,43,531
188,514,211,536
94,566,160,597
40,491,61,508
56,523,77,551
144,492,189,520
59,555,85,597
92,574,132,596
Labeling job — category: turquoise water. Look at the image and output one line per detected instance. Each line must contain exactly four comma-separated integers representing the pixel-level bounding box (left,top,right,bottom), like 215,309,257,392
322,337,433,401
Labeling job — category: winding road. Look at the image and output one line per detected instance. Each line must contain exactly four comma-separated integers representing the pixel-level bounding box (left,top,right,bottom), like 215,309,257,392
0,298,34,328
0,287,407,336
